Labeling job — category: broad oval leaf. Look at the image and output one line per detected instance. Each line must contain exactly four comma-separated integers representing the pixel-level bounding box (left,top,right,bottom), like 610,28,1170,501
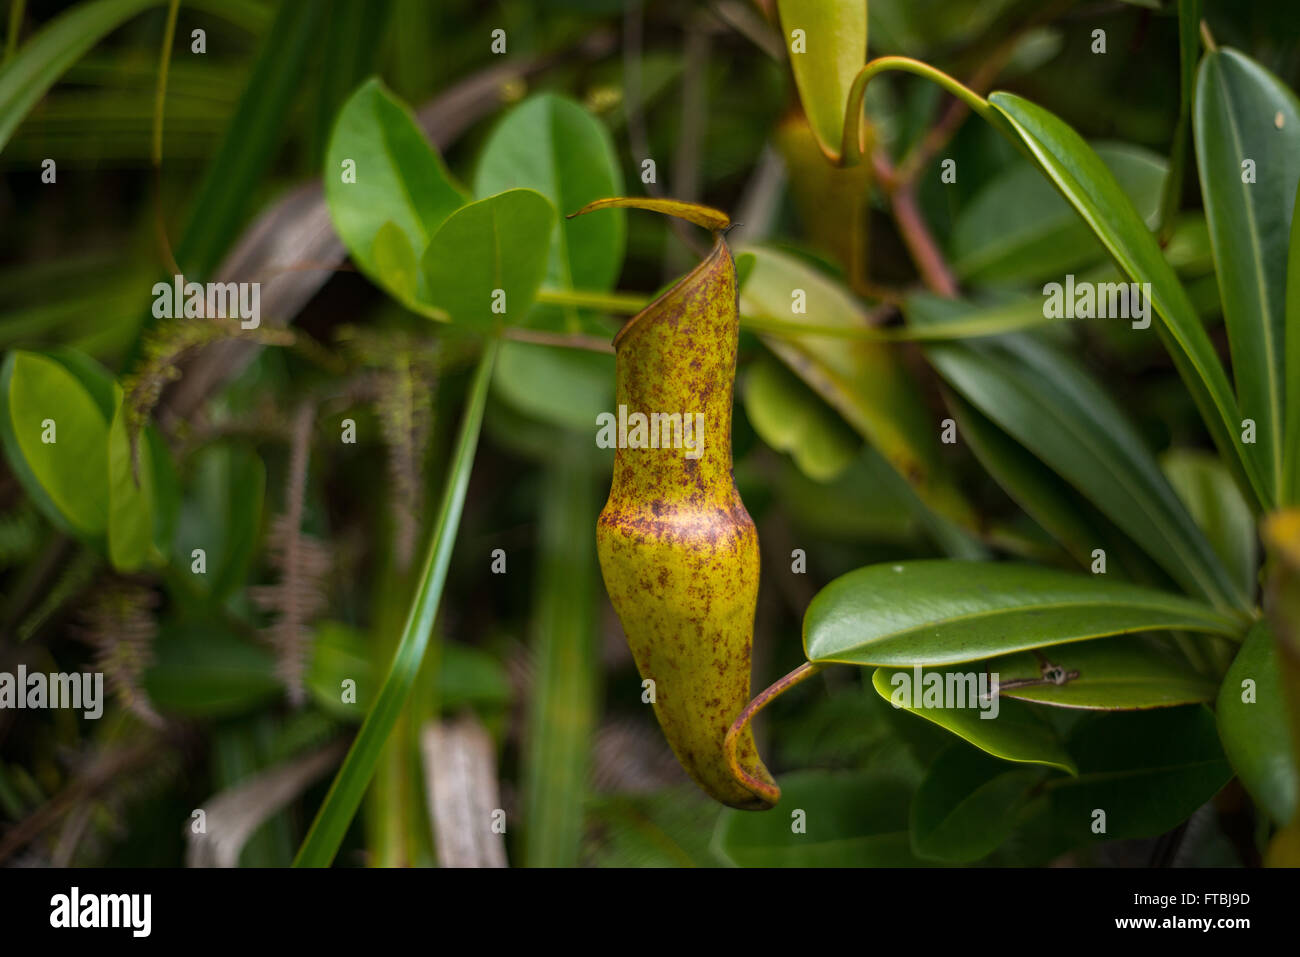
870,665,1077,773
806,560,1243,667
712,770,923,867
1216,621,1298,825
474,92,625,296
324,78,466,304
1195,49,1300,502
422,188,555,328
951,143,1167,285
775,0,868,162
0,350,109,536
988,637,1217,710
988,91,1266,510
910,744,1048,862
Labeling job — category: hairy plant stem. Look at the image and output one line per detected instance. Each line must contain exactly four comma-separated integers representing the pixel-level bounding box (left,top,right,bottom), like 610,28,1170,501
724,661,825,807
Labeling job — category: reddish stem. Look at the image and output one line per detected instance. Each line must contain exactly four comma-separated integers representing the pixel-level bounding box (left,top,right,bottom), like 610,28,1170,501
725,661,824,806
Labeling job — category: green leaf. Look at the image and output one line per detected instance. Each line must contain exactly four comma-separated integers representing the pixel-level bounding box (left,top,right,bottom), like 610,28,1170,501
910,744,1048,862
521,442,599,867
775,0,867,162
173,445,265,602
422,189,555,328
0,0,161,153
1286,180,1300,505
473,92,625,297
325,77,466,304
106,389,158,572
806,560,1242,668
0,351,109,536
1162,449,1258,601
1195,49,1300,503
951,144,1167,285
988,637,1217,710
988,91,1266,510
912,303,1246,610
739,245,976,531
370,220,421,303
1216,621,1298,825
144,621,281,718
491,341,613,434
712,770,924,867
294,339,498,868
172,0,326,282
870,666,1077,773
1036,706,1232,842
742,353,860,482
945,388,1153,576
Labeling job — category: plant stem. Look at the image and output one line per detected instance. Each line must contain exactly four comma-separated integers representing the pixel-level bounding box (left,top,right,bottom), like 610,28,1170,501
534,286,647,314
724,661,824,806
293,337,499,867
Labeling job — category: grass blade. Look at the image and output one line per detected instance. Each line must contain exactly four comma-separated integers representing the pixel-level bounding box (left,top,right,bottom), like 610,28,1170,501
293,338,499,868
0,0,161,154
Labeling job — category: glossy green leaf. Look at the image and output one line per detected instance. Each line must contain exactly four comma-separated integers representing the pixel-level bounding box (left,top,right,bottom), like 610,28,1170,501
172,445,264,602
1163,449,1258,601
144,621,281,718
0,0,161,153
294,339,498,867
106,389,159,572
422,189,555,328
951,144,1167,285
1195,49,1300,503
989,637,1217,710
743,353,860,482
712,770,923,867
325,77,466,305
910,744,1048,862
806,560,1242,668
988,91,1266,510
0,351,109,536
912,302,1245,610
739,245,976,531
1036,706,1232,841
871,665,1076,773
775,0,867,162
474,92,625,297
1217,621,1298,825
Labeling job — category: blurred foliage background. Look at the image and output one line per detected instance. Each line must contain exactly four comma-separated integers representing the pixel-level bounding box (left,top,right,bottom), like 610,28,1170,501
1,0,1296,867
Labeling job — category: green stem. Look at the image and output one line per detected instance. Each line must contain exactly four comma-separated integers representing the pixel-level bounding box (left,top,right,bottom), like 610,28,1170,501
839,56,994,167
293,337,499,868
151,0,179,166
535,286,647,314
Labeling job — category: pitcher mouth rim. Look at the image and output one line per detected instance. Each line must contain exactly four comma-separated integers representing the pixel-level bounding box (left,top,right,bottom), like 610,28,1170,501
611,235,733,351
